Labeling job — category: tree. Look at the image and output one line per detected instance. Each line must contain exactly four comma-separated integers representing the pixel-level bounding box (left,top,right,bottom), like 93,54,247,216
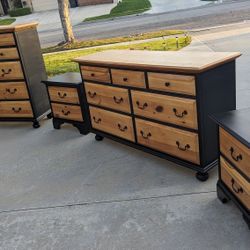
57,0,75,44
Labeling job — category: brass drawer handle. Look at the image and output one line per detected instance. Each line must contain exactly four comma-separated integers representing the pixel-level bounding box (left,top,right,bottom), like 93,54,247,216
123,77,128,82
1,68,12,77
58,92,67,99
93,116,102,124
140,130,152,139
230,147,243,162
6,88,17,94
118,123,128,132
88,91,97,98
61,110,71,116
176,141,190,151
231,179,243,194
173,108,188,118
12,107,22,113
113,96,123,104
136,101,148,110
165,82,171,87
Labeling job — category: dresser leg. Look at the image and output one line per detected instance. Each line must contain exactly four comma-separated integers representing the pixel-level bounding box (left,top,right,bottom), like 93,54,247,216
47,113,53,119
53,119,64,130
95,135,104,141
33,121,40,129
73,123,89,135
196,172,209,182
217,183,230,204
243,214,250,230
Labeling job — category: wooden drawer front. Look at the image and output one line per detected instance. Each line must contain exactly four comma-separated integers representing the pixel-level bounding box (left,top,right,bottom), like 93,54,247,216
51,103,83,122
148,73,196,96
136,119,200,164
220,128,250,178
0,34,15,47
0,48,19,60
111,69,146,88
0,62,24,80
131,91,198,129
81,66,110,83
221,157,250,210
85,82,131,113
90,106,135,142
0,101,33,118
0,82,29,100
48,86,80,104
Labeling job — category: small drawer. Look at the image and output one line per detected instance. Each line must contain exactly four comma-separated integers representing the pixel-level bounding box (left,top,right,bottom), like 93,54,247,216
0,61,24,80
81,66,110,83
0,101,33,118
136,118,200,164
0,82,29,100
51,103,83,122
85,82,131,113
148,72,196,96
111,69,146,88
0,48,19,60
220,128,250,179
0,33,16,47
48,86,80,104
89,106,135,142
221,156,250,210
131,91,198,129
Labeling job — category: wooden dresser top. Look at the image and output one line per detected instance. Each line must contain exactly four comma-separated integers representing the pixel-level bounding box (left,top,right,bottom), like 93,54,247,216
0,22,38,33
74,50,241,73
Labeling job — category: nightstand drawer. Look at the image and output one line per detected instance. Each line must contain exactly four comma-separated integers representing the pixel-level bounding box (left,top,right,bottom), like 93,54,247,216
90,106,135,142
0,33,16,47
111,69,146,88
51,103,83,122
221,157,250,210
0,82,29,100
0,61,24,80
0,101,33,117
81,66,110,83
0,48,19,60
220,128,250,178
148,72,196,96
131,91,198,129
136,118,200,164
48,86,80,104
85,82,131,113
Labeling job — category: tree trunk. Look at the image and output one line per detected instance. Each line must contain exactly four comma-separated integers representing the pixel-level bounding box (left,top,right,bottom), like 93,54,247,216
57,0,75,44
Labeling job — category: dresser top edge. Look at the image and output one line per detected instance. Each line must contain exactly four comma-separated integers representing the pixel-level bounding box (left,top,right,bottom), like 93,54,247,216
0,22,38,33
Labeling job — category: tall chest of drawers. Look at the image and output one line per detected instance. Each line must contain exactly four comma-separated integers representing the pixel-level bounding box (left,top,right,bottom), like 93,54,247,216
0,23,50,128
74,50,241,181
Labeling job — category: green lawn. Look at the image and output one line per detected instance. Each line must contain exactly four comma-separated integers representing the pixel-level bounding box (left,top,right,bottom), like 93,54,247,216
85,0,151,22
44,36,191,76
0,18,16,25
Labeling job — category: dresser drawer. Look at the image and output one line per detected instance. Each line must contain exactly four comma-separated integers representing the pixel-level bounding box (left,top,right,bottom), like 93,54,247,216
51,103,83,122
85,82,131,113
111,69,146,88
0,33,16,47
221,156,250,210
48,86,80,104
136,118,200,164
220,128,250,179
148,73,196,96
0,101,33,117
131,91,198,129
90,106,135,142
0,82,29,100
81,66,110,83
0,48,19,60
0,62,24,80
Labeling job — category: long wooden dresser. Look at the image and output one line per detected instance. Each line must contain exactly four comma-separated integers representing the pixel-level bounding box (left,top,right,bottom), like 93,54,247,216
0,23,50,128
74,50,241,181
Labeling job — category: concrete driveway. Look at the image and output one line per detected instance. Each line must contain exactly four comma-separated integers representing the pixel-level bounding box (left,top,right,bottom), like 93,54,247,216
0,24,250,249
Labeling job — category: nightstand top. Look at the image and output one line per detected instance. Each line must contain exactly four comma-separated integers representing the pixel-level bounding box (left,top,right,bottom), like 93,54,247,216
43,73,82,86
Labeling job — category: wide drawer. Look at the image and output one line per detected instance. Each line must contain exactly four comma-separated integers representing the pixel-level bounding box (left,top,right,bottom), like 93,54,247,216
48,86,80,104
221,156,250,210
0,82,29,100
220,128,250,179
89,106,135,142
131,91,198,129
85,82,131,113
0,61,24,80
136,118,200,164
0,33,16,47
148,72,196,96
81,66,110,83
0,48,19,60
111,69,146,88
0,101,33,118
51,103,83,122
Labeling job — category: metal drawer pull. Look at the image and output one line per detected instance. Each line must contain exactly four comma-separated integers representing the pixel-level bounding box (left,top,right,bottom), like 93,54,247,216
6,88,17,94
123,77,128,82
12,107,22,113
88,91,97,98
93,116,101,124
113,96,123,104
136,101,148,110
58,92,67,99
118,123,128,132
176,141,190,151
61,110,71,116
231,179,243,194
140,130,152,139
1,68,12,77
230,147,243,162
173,108,188,118
165,82,171,87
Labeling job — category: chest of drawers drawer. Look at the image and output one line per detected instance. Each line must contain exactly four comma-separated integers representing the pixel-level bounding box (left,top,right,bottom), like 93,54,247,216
0,48,19,60
0,33,16,47
131,91,198,129
81,66,110,83
0,61,24,80
0,101,33,117
85,82,131,113
0,82,29,100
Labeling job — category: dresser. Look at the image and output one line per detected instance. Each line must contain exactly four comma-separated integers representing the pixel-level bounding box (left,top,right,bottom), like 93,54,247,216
212,109,250,229
74,50,241,181
0,23,50,128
